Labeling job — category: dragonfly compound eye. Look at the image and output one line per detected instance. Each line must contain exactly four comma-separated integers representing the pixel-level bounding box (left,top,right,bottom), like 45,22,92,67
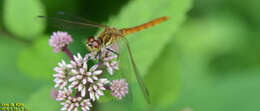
93,40,99,48
88,36,95,43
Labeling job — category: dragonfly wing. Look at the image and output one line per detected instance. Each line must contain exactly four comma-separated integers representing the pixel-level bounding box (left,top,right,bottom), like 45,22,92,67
37,12,109,32
121,38,151,104
104,42,134,104
38,16,107,28
54,12,109,28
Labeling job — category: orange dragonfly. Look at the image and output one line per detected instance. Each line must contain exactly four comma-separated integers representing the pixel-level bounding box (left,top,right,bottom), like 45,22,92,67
41,14,169,103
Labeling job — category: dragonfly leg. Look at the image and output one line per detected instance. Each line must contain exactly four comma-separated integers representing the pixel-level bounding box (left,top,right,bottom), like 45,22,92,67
95,51,100,59
106,48,120,57
96,51,103,66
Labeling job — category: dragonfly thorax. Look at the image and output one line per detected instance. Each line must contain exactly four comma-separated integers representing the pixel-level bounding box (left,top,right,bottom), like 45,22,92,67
86,27,123,54
98,27,124,45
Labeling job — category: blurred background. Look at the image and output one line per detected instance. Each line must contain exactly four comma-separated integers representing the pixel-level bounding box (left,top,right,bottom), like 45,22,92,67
0,0,260,111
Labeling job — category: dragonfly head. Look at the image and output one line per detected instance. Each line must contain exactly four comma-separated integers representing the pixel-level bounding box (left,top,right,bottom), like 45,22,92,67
86,36,100,53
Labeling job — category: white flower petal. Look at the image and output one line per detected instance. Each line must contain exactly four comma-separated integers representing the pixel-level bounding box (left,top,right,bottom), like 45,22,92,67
76,75,83,79
70,61,77,68
83,62,88,69
79,68,85,74
61,107,67,111
71,69,79,75
82,79,87,84
54,67,63,73
107,67,113,75
90,91,95,101
93,70,102,75
97,90,104,96
86,72,92,76
81,87,86,97
69,76,76,82
71,81,78,87
90,65,98,72
88,78,93,83
67,64,73,68
95,93,99,100
92,76,98,81
93,85,98,90
78,84,83,91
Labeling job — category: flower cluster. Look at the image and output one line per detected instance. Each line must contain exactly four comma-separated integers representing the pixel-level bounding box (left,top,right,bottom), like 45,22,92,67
49,31,73,53
50,31,129,111
101,47,119,75
110,79,129,99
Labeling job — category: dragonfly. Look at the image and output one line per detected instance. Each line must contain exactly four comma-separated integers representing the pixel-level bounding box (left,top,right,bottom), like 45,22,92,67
40,13,169,104
86,16,169,104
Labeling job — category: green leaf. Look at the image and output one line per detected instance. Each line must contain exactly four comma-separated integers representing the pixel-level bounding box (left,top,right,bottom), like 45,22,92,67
129,40,180,109
41,0,78,15
146,42,180,108
26,86,59,111
17,36,64,80
99,90,114,103
103,0,193,76
228,0,260,26
0,36,44,102
167,11,259,111
171,70,260,111
99,102,130,111
173,11,249,75
3,0,46,39
173,11,248,64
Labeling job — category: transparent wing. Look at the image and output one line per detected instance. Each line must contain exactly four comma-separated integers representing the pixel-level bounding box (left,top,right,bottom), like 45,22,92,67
121,38,151,104
56,11,109,28
100,43,133,104
38,16,107,29
37,12,108,43
37,12,108,31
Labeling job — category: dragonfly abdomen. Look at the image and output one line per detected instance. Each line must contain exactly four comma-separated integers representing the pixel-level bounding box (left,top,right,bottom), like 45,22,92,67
121,16,169,35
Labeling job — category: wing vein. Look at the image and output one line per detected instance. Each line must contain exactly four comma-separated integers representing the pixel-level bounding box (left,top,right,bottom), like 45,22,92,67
122,38,151,104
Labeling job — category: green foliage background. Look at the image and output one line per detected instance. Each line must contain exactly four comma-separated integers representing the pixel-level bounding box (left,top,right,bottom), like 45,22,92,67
0,0,260,111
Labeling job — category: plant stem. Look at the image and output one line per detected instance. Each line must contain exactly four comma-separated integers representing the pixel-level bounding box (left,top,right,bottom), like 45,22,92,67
63,46,74,61
104,86,111,90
